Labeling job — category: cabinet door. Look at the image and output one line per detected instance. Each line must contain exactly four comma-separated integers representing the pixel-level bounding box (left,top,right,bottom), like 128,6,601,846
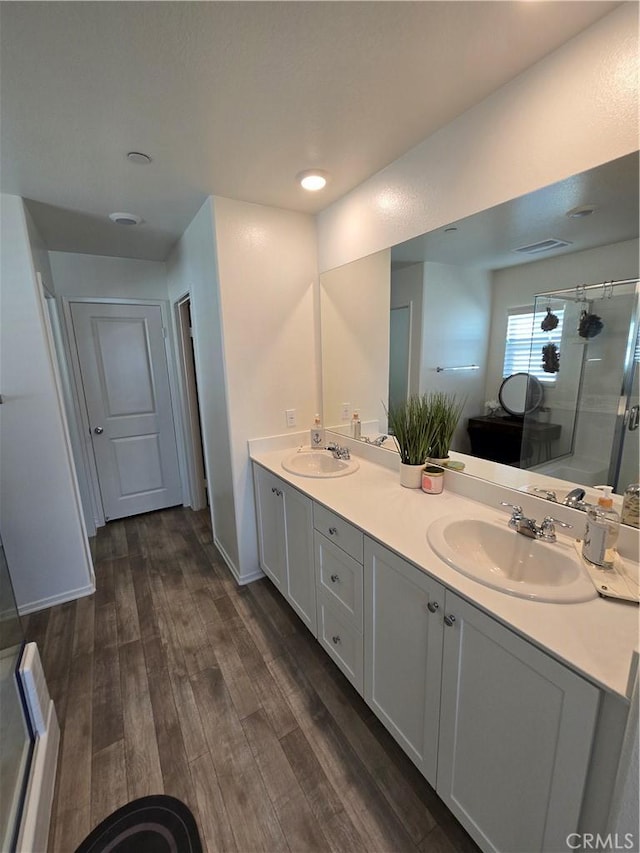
283,483,316,635
253,465,286,591
364,538,444,786
437,591,599,853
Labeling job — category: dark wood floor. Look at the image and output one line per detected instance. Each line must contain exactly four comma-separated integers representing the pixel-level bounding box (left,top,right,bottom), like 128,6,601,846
25,507,480,853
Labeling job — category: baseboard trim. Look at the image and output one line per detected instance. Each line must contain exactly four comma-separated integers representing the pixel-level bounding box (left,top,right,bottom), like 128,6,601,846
16,700,59,853
18,582,95,616
213,536,264,586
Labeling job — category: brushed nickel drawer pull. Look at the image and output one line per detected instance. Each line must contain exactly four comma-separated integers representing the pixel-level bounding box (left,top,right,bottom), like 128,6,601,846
332,635,341,645
328,527,338,535
330,574,340,583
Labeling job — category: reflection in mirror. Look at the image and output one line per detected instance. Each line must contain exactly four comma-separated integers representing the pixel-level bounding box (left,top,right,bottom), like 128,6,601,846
321,249,390,436
499,373,543,416
320,152,639,506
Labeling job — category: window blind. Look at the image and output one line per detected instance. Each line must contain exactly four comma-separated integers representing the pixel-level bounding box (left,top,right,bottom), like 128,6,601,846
503,307,564,383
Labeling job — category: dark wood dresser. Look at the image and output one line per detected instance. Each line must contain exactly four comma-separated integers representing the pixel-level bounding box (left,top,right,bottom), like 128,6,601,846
467,416,562,466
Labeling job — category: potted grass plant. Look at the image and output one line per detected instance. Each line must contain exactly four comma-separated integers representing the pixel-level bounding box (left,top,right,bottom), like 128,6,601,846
426,392,466,465
386,394,439,488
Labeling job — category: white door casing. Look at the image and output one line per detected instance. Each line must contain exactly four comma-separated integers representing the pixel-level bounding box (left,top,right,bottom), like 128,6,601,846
69,301,182,521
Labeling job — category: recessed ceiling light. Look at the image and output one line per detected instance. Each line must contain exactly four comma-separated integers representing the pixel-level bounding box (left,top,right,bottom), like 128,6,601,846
297,170,328,191
566,204,597,218
109,212,142,226
127,151,152,165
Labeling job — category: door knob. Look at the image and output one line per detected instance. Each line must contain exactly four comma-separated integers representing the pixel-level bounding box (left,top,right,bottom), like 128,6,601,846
427,601,439,613
444,614,456,627
94,426,104,434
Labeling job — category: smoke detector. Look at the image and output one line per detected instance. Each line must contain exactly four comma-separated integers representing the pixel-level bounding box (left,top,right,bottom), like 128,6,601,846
109,212,142,226
566,204,597,219
127,151,152,165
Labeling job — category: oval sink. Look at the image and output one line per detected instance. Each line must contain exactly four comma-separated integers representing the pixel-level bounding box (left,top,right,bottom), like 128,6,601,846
282,449,359,478
427,515,596,603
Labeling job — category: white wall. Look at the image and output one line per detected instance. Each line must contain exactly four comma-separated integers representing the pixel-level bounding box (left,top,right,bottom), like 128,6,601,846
317,4,638,272
49,251,168,300
419,262,492,453
166,199,239,572
0,195,93,612
212,196,318,582
322,250,390,432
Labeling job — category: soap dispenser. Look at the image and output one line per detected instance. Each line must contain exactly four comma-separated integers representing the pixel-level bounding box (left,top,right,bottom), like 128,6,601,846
351,411,361,440
310,414,324,448
582,486,620,568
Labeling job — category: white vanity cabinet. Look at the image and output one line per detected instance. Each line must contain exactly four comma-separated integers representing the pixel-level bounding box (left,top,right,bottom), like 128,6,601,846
253,465,316,635
364,538,600,853
314,505,364,693
364,538,444,785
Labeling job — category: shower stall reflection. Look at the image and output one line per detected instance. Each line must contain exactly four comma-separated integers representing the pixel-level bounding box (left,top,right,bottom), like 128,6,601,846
523,279,639,492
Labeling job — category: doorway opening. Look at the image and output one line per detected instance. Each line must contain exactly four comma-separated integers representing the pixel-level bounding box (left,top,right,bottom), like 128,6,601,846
176,295,207,510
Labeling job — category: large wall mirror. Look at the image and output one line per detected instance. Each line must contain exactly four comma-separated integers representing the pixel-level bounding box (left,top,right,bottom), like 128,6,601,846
320,152,639,511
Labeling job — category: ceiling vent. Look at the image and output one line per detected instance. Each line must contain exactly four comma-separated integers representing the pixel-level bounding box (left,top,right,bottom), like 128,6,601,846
513,238,572,255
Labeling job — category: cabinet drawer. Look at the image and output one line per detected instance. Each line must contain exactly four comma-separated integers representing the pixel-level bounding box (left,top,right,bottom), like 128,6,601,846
313,504,363,563
315,531,363,630
317,596,364,694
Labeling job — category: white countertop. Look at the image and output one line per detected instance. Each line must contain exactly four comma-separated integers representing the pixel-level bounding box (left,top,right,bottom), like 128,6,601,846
250,441,639,701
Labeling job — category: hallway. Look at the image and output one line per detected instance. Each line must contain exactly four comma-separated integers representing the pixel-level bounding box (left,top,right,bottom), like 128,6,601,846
25,507,478,853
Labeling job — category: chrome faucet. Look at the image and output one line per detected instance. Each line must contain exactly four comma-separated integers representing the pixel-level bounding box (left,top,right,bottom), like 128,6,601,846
500,502,572,543
326,442,351,460
364,435,388,447
531,485,590,512
562,487,588,510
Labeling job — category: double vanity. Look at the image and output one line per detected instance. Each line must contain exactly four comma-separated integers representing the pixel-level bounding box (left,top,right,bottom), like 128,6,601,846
249,437,638,853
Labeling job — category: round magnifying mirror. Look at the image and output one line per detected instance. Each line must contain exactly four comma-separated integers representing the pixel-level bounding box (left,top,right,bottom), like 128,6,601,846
498,373,544,417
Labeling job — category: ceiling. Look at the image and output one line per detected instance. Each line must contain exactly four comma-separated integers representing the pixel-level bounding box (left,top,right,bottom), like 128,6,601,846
391,153,639,272
0,1,622,261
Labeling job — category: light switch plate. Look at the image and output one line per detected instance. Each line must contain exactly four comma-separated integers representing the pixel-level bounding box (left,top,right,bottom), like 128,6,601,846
285,409,296,427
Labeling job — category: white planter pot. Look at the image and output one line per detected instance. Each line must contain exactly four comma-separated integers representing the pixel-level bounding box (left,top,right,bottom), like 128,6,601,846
428,456,450,467
399,462,425,488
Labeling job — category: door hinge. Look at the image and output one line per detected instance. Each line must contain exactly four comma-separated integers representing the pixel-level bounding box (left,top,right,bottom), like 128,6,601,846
162,327,168,339
189,326,194,339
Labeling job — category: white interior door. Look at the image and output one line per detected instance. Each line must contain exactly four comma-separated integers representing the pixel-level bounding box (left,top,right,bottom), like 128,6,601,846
70,301,182,521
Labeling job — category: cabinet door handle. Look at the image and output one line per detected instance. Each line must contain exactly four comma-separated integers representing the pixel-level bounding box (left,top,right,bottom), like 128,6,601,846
330,574,340,583
328,527,337,535
444,614,456,627
427,601,439,613
331,635,341,645
271,487,283,497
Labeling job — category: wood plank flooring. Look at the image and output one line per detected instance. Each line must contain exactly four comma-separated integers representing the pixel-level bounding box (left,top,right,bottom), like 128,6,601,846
25,507,480,853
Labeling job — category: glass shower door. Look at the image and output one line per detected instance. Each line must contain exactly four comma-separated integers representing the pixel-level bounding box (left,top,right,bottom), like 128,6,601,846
0,536,34,851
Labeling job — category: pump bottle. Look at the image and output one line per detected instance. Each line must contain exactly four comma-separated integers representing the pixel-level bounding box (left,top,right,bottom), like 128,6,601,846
582,486,620,568
310,414,324,448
